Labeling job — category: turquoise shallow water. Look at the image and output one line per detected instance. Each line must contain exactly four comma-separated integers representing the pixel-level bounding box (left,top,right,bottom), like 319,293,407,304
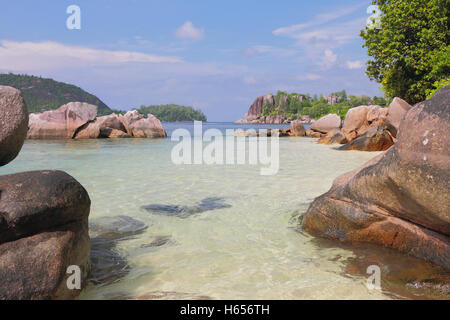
1,123,448,300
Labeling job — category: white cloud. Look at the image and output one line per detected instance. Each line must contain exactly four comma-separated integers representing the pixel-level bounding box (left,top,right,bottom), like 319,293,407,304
346,60,364,69
243,75,257,84
321,49,337,69
289,18,365,49
243,45,297,57
273,4,364,37
174,21,204,40
0,40,181,71
296,73,321,81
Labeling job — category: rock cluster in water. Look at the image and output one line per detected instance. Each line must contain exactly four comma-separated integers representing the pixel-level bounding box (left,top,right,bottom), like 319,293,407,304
315,98,412,151
301,87,450,269
0,86,91,299
235,94,413,152
27,103,167,139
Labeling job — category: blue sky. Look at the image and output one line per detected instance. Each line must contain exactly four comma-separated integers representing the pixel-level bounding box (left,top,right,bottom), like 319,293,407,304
0,0,383,121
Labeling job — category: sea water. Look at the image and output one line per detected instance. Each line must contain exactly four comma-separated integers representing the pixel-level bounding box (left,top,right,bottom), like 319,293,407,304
1,123,448,300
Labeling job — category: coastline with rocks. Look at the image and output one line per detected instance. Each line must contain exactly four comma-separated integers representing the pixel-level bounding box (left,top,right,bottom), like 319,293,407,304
0,84,448,300
0,86,91,299
27,102,167,140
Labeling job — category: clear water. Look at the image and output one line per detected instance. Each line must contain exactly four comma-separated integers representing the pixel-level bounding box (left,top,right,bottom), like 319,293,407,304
1,123,448,300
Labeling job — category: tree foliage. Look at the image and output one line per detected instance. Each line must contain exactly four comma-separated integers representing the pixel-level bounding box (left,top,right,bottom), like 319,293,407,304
137,104,207,122
360,0,449,104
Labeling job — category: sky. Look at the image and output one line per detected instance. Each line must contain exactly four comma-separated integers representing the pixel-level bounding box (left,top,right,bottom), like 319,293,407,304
0,0,383,121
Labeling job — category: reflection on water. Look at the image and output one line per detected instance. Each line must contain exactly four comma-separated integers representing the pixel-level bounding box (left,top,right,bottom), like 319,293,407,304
1,123,448,300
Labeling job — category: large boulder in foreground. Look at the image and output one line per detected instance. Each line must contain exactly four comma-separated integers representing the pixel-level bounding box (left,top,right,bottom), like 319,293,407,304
0,170,91,299
27,102,97,139
119,110,167,138
302,87,450,268
338,126,394,151
310,114,341,133
0,86,28,166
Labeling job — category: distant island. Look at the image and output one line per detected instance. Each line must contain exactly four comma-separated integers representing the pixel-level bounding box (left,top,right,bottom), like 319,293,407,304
0,73,207,122
0,73,113,115
136,104,207,122
237,90,388,124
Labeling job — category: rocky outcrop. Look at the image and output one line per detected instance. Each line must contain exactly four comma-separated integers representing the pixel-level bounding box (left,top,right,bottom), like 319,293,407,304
28,104,166,139
306,130,323,138
0,88,91,300
290,120,306,137
318,128,347,145
301,87,450,268
338,126,394,151
385,97,412,137
236,94,311,124
119,110,167,138
27,102,97,139
341,105,387,142
310,114,341,133
0,86,28,166
234,128,292,137
74,113,131,139
242,94,274,123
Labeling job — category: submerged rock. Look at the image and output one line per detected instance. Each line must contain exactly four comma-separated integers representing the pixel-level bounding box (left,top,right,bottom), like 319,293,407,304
142,197,231,218
140,235,172,248
0,86,28,166
302,87,450,268
88,237,130,286
89,215,148,241
88,215,148,286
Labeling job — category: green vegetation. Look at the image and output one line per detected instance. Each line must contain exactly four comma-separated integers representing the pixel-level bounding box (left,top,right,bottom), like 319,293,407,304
360,0,449,104
137,104,207,122
426,77,450,99
259,90,387,120
0,73,113,115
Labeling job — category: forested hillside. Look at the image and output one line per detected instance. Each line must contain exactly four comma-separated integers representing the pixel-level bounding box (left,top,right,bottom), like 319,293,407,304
0,73,113,115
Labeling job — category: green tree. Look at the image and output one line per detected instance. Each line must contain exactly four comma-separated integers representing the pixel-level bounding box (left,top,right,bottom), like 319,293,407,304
137,104,207,121
360,0,449,104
